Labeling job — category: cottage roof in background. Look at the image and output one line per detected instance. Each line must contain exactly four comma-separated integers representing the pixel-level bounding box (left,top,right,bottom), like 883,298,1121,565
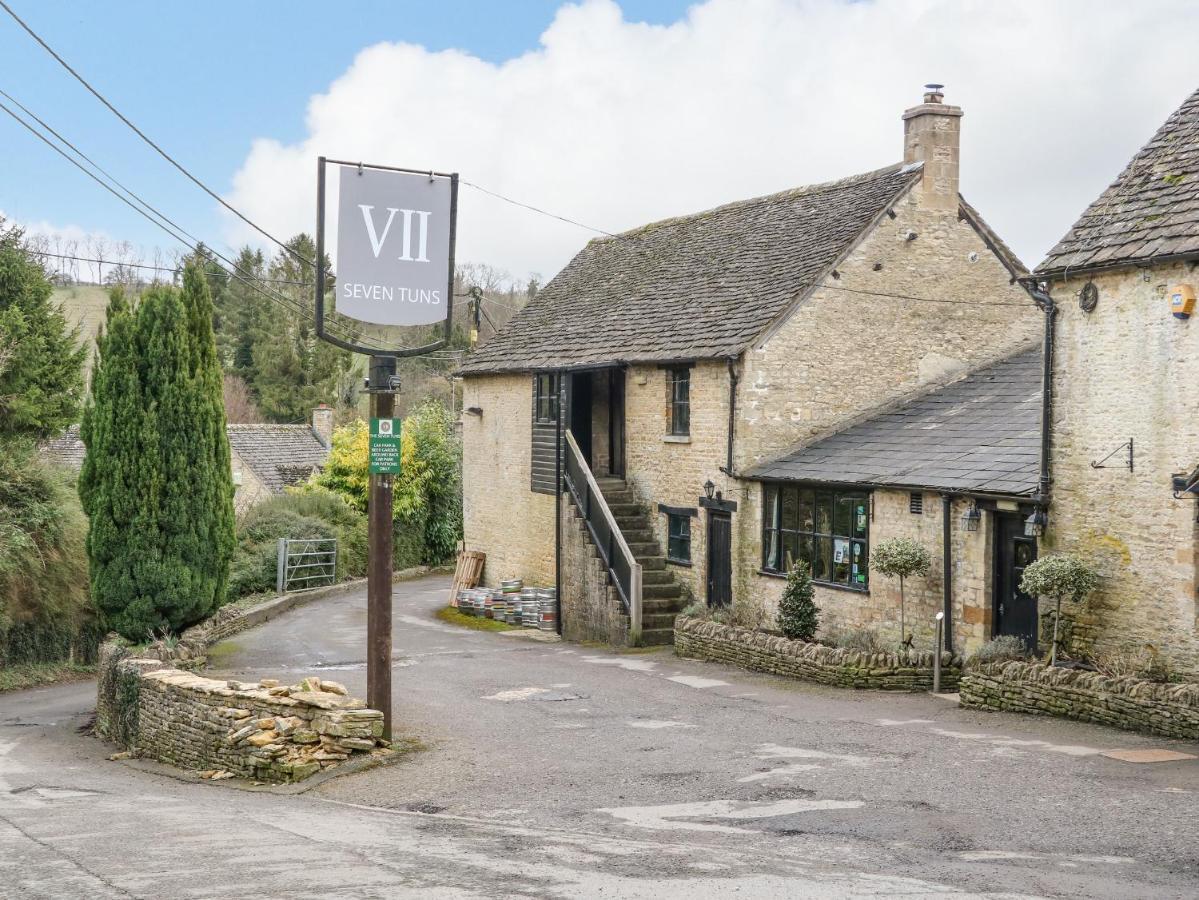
1037,86,1199,276
42,424,329,495
459,163,926,374
745,348,1043,496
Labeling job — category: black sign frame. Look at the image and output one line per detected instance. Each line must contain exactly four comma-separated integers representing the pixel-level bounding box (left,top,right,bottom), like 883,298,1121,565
315,156,459,357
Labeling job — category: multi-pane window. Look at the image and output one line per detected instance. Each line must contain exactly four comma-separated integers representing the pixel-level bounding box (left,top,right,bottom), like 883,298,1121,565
761,484,869,589
668,367,690,435
534,373,559,423
667,513,691,564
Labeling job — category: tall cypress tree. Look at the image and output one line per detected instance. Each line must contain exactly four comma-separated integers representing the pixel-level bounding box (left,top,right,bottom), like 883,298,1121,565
80,264,234,638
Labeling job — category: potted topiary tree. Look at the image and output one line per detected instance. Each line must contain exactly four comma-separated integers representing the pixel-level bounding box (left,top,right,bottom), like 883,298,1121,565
778,562,819,642
1018,553,1099,666
871,537,932,648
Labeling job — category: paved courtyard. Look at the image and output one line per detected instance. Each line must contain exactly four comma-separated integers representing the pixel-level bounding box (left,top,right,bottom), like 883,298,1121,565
2,574,1197,898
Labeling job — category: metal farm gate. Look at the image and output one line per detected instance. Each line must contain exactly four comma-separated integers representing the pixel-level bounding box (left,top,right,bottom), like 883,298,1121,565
276,538,338,593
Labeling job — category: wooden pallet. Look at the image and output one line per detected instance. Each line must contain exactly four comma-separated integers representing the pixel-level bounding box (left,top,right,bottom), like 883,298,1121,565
448,549,486,605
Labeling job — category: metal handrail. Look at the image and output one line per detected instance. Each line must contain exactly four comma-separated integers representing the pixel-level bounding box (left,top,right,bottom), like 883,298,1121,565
562,429,643,639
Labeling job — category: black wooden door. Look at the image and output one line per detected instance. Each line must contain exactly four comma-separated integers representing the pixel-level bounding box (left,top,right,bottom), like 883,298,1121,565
569,372,593,466
608,369,626,478
994,512,1038,650
707,511,733,608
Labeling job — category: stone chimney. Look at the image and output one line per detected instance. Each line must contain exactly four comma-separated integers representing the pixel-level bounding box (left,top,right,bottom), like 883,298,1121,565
902,84,962,212
312,404,334,449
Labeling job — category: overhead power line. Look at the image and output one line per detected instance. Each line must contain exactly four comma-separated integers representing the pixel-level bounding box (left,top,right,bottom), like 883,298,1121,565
461,180,615,238
0,0,313,269
0,94,399,350
26,249,311,287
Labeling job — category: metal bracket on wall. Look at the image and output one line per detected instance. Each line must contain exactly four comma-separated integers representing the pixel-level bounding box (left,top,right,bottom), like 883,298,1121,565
1090,438,1133,472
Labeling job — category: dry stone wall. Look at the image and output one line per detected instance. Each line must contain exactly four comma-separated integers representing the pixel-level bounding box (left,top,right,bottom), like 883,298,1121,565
675,616,961,691
96,643,388,782
960,660,1199,741
559,495,630,646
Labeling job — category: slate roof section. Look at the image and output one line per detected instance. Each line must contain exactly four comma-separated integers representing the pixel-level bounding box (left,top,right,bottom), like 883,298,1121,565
225,425,329,493
42,424,330,495
1037,87,1199,276
459,163,923,374
745,348,1044,496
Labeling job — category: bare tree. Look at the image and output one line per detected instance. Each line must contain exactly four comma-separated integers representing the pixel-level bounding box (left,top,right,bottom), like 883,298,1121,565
222,373,264,423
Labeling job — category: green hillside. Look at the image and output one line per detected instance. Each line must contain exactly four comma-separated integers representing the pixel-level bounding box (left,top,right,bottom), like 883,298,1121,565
52,284,112,376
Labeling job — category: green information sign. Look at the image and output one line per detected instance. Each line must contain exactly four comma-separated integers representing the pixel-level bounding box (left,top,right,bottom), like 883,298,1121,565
369,417,402,474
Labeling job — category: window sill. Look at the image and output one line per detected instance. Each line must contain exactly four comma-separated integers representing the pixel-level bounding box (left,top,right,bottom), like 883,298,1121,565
663,434,691,444
757,569,869,594
667,557,693,568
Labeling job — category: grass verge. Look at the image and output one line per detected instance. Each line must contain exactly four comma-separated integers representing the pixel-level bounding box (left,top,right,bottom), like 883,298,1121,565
435,606,515,632
0,661,97,693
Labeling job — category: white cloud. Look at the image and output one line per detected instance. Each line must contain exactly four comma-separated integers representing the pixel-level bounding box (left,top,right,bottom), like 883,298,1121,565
224,0,1199,282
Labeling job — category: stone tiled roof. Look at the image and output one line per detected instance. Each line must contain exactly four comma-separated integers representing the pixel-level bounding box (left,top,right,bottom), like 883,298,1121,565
459,163,923,374
745,348,1044,496
1037,87,1199,276
41,423,329,495
225,425,329,493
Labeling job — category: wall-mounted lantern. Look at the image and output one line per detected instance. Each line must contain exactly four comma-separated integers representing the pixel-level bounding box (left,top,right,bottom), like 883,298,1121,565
1024,507,1048,538
960,502,982,532
703,479,716,501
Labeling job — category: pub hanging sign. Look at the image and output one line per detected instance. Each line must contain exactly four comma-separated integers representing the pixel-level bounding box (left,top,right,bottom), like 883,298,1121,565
315,158,458,357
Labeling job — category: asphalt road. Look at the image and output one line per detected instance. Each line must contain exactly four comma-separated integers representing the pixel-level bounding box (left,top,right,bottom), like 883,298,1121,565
2,574,1197,899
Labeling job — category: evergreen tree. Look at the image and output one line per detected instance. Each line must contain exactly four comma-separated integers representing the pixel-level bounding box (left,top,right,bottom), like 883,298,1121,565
0,220,87,440
778,562,819,642
79,265,235,639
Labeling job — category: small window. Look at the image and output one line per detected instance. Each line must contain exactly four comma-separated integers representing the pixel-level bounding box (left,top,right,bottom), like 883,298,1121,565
909,492,923,515
667,513,691,564
668,367,690,435
534,373,559,424
762,483,869,589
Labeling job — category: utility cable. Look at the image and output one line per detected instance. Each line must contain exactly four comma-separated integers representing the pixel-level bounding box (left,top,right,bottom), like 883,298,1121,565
0,0,313,269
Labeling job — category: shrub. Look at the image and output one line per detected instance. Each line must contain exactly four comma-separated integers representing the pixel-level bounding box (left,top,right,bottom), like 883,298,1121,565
825,626,885,655
306,398,462,565
227,490,367,600
0,443,96,666
1093,645,1177,683
968,635,1032,667
871,537,932,645
778,563,819,641
1019,553,1099,665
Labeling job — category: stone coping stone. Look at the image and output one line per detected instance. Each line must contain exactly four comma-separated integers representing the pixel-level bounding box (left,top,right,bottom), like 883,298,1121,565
673,616,961,692
960,660,1199,742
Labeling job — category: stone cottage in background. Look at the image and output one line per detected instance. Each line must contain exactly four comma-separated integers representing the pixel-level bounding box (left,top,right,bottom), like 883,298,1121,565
459,87,1044,650
1032,86,1199,677
44,405,334,515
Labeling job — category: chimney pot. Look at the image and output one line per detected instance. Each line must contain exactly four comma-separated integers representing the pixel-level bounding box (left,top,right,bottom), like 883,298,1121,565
311,405,334,449
923,83,945,104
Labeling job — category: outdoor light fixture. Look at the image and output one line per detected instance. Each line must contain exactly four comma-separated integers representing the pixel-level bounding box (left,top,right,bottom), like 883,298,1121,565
703,479,716,500
1024,508,1048,538
960,502,982,532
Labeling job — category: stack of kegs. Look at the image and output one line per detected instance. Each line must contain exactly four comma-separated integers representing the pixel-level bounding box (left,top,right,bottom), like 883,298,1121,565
456,585,556,631
501,579,523,625
537,587,558,632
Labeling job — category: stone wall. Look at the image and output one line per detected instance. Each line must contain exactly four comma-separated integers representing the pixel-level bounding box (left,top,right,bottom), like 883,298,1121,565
1045,261,1199,677
460,373,557,588
674,616,962,692
96,643,388,783
961,660,1199,741
230,447,270,515
559,495,630,646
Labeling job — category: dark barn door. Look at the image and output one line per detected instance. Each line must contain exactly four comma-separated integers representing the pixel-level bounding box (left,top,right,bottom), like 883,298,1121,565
707,510,732,608
568,372,593,466
994,512,1038,650
608,368,626,478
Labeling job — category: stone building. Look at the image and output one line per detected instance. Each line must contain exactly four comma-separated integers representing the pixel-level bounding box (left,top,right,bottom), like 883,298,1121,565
43,405,334,516
1032,86,1199,676
459,88,1044,649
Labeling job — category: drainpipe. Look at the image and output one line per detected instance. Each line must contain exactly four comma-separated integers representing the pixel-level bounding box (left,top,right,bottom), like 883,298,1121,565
941,493,954,653
1037,290,1057,505
722,358,739,476
554,371,563,635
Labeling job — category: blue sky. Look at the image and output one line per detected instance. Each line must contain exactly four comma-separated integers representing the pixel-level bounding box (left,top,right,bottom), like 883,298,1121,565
0,0,691,262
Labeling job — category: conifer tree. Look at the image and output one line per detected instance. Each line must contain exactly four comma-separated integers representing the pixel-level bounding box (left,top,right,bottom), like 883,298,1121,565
80,265,234,638
778,561,819,641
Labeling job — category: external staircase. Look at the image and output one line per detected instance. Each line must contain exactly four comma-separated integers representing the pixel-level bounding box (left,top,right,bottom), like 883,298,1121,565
593,476,689,646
